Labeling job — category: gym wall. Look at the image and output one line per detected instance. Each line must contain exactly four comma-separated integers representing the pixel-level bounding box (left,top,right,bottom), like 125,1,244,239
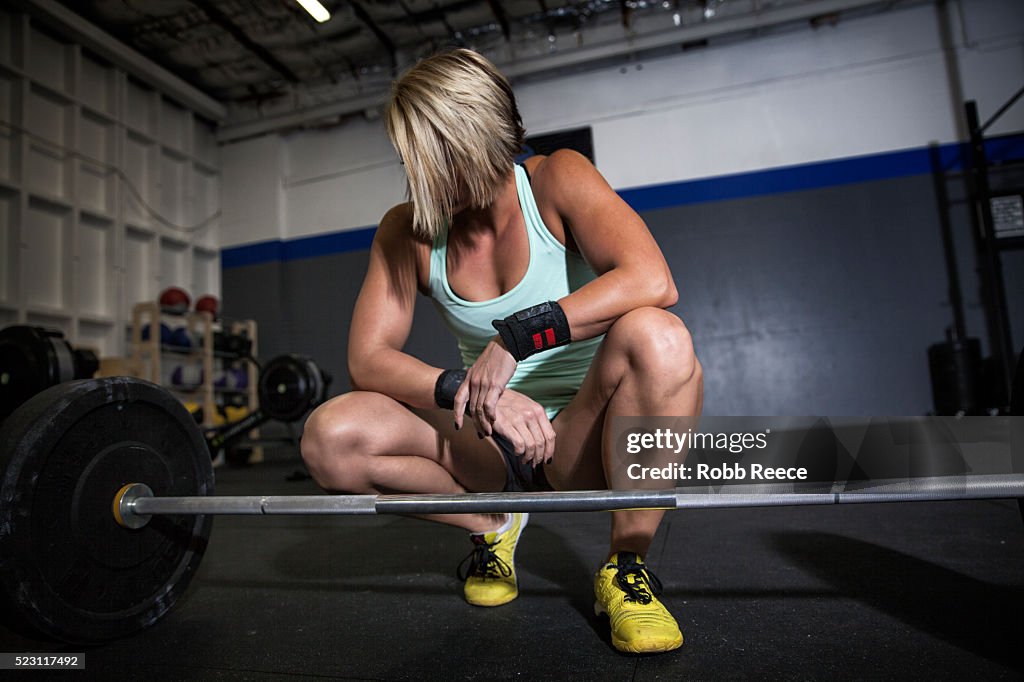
0,7,223,357
220,0,1024,415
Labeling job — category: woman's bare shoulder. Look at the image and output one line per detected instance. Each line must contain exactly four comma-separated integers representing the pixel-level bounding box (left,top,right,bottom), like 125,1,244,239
376,202,432,292
527,149,598,191
376,203,433,246
378,202,413,239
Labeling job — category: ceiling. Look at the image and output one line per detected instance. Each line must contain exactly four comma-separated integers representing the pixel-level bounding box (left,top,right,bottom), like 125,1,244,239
49,0,904,139
62,1,647,105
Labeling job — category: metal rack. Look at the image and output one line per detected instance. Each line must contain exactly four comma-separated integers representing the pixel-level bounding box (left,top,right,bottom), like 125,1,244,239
129,301,259,432
928,87,1024,415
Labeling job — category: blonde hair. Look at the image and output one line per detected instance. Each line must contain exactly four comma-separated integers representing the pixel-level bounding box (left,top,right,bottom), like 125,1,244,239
386,49,525,239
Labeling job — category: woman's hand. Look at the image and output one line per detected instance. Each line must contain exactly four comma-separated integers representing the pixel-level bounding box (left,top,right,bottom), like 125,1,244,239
453,337,517,436
487,389,556,467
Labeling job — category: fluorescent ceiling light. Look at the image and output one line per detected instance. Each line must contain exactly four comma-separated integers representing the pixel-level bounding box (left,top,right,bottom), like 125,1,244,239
295,0,330,23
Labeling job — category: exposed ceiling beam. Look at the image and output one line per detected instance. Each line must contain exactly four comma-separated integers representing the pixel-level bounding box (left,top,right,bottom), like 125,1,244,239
14,0,226,121
193,0,300,84
620,0,633,29
216,0,895,143
350,0,397,70
219,90,386,143
486,0,512,41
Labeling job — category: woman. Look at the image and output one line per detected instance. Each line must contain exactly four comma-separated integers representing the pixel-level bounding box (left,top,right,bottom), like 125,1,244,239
301,48,703,654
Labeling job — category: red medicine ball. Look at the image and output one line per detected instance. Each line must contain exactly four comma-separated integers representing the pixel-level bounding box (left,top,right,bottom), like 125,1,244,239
159,287,191,314
195,294,219,319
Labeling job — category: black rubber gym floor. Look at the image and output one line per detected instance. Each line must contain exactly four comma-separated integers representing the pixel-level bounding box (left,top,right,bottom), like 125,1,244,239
2,447,1022,681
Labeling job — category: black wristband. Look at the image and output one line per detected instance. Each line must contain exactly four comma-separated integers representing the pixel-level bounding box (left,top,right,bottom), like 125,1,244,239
492,300,571,362
434,368,467,410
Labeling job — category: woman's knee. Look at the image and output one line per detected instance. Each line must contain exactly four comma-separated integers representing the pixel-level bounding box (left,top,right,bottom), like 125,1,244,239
606,307,698,383
301,391,392,490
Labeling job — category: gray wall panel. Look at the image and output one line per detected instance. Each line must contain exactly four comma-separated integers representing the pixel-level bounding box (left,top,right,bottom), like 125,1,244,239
221,260,287,359
647,175,987,415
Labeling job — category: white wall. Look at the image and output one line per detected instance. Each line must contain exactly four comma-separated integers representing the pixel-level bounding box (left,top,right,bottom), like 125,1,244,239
283,117,406,240
219,0,1024,248
0,7,222,356
221,133,287,246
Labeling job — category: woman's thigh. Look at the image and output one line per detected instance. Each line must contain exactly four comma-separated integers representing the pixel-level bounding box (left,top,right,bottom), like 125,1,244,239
544,308,700,491
305,391,508,493
544,348,620,491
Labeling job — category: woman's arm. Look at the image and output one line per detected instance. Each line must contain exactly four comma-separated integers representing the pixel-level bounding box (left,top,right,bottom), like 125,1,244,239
347,205,441,409
537,148,678,339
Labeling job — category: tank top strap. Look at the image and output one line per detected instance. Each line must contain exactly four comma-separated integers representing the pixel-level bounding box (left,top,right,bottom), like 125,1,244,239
513,164,565,253
428,222,449,300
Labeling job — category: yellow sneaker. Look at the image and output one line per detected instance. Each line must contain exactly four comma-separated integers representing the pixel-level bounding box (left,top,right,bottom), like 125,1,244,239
594,552,683,654
457,512,528,607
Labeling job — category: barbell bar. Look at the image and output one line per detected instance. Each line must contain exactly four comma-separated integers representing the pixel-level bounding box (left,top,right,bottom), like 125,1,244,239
113,474,1024,530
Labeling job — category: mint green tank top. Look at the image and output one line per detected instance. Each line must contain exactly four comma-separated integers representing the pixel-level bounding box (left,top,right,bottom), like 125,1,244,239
428,164,604,419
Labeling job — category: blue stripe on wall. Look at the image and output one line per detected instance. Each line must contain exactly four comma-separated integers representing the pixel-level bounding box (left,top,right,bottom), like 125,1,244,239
222,134,1024,269
221,240,284,269
283,228,377,260
221,226,376,269
620,143,951,212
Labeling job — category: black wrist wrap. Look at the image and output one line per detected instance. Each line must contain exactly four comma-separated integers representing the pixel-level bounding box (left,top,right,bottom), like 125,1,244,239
492,301,571,362
434,369,467,410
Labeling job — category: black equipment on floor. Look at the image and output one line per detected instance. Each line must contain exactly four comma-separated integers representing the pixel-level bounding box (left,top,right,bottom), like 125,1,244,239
204,354,331,460
0,325,99,423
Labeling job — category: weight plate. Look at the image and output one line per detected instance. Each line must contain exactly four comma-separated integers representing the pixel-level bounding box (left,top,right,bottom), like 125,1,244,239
258,354,325,423
0,377,214,643
0,326,70,423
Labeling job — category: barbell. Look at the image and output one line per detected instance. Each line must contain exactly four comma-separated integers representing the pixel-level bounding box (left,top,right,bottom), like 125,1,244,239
0,373,1022,644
